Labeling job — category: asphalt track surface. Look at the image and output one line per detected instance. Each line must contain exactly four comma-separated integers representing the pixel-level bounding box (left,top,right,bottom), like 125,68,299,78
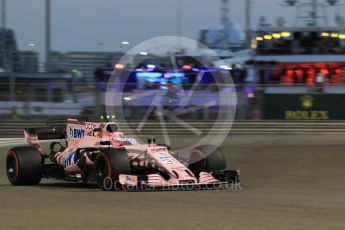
0,134,344,230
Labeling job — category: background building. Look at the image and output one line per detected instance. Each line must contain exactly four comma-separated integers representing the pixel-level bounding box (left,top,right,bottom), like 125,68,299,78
0,28,20,72
17,51,39,73
199,23,245,52
198,0,245,53
55,51,124,82
48,51,65,72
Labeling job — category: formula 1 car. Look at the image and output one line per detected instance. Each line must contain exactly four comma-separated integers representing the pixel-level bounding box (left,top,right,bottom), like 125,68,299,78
6,118,240,190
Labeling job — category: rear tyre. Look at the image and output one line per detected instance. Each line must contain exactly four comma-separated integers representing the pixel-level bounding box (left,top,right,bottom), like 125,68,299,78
95,148,131,190
6,146,43,185
188,145,226,176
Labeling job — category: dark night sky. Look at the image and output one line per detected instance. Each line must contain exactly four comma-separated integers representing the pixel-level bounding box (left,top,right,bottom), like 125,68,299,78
5,0,340,57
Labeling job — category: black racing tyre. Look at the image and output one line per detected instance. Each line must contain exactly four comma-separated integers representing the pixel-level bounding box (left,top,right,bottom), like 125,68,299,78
6,146,43,185
188,145,226,176
95,148,132,190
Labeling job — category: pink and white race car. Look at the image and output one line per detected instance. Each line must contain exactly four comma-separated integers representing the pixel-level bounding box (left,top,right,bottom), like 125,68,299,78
6,118,240,190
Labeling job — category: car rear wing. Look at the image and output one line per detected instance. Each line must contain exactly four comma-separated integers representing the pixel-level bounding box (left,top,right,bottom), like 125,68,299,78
46,118,104,126
25,127,66,140
27,118,105,140
46,119,69,127
24,126,66,152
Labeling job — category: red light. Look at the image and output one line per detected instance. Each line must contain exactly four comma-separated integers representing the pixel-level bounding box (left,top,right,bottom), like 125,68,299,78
183,64,192,70
321,68,329,76
115,63,125,69
284,69,294,85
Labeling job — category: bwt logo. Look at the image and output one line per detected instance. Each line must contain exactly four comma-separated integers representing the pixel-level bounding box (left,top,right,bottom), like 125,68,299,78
69,127,85,139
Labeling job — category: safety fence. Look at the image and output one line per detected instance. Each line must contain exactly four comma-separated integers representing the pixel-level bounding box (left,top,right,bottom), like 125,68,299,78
1,120,345,137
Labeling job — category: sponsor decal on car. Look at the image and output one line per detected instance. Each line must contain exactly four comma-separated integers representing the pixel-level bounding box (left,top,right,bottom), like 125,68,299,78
85,122,96,130
159,152,178,164
64,151,78,167
119,174,138,186
151,147,167,153
69,127,85,139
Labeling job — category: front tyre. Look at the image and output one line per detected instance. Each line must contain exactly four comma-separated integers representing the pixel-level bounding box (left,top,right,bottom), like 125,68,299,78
6,146,43,185
188,145,226,176
94,148,131,190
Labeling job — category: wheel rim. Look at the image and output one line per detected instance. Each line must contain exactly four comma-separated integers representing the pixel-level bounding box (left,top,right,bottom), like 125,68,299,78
6,151,19,183
96,154,112,188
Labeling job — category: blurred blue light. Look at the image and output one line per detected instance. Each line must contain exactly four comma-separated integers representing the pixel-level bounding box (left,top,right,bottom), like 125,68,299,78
164,72,185,78
136,72,162,78
147,64,156,69
245,86,254,94
219,65,232,70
